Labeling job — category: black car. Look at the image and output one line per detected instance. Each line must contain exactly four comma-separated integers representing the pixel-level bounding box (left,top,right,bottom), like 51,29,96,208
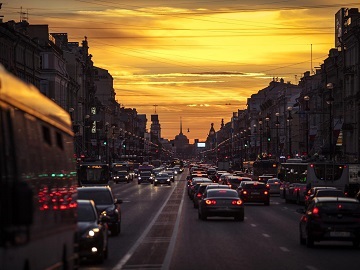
77,186,122,236
198,188,244,221
304,186,341,209
154,172,172,186
112,170,130,183
299,197,360,248
77,199,109,263
237,181,270,205
193,184,229,209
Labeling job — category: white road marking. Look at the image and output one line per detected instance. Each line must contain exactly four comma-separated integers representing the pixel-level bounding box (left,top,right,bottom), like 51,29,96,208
251,223,257,227
279,246,290,252
262,233,270,238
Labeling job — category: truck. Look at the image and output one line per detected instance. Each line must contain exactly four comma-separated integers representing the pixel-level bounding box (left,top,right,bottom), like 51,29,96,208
349,164,360,197
138,164,155,185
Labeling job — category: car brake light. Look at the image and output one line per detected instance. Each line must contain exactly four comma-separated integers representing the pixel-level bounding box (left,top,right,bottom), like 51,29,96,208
197,193,202,198
264,191,269,195
242,190,248,195
205,199,216,205
312,207,320,215
232,200,243,205
266,184,270,188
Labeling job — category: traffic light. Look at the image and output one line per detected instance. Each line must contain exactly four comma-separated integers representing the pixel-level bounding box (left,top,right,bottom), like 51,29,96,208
267,137,271,142
103,140,107,146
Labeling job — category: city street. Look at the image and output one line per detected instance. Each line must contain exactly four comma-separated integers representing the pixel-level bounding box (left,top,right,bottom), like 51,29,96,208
80,170,359,270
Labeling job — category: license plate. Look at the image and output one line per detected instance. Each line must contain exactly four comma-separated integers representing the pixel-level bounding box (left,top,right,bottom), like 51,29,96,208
330,231,350,237
251,192,260,195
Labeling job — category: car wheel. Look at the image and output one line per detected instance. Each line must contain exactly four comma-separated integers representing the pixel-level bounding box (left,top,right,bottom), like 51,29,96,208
264,200,270,206
96,250,105,264
138,181,141,185
104,240,109,259
306,232,314,247
299,228,306,245
234,214,244,222
199,211,207,221
353,239,360,248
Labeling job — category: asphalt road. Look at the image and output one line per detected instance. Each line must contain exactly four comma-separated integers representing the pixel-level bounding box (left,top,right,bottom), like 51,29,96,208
80,170,359,270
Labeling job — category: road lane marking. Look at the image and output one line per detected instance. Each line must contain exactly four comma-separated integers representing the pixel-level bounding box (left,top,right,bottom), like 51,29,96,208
262,233,270,238
113,181,178,270
161,180,186,270
250,224,257,227
279,246,290,252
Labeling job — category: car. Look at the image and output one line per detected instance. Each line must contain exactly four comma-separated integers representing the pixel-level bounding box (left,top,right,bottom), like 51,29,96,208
77,186,122,236
77,199,109,263
163,169,176,182
198,188,244,221
298,197,360,248
266,178,281,194
304,186,340,209
223,176,252,189
138,170,155,184
193,184,230,209
237,181,270,205
112,170,130,183
154,172,172,186
188,177,213,198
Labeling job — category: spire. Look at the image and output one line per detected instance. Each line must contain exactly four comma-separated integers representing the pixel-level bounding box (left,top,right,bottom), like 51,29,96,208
180,117,183,135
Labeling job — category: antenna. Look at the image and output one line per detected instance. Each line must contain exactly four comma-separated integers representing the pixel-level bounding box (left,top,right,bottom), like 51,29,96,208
19,6,28,22
153,104,158,114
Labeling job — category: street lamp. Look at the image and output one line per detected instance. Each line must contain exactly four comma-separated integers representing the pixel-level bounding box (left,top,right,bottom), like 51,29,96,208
265,114,270,154
275,112,280,159
287,106,293,158
304,95,310,157
326,83,335,161
258,118,263,157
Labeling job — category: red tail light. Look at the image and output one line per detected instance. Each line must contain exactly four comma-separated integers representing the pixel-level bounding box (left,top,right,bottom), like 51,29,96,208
205,199,217,205
266,184,270,188
196,193,202,198
242,190,248,195
264,191,269,195
312,207,320,215
232,200,243,205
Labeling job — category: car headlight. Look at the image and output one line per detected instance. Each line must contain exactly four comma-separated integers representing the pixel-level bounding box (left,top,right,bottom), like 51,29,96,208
83,228,100,238
138,177,141,180
155,179,158,182
167,179,170,182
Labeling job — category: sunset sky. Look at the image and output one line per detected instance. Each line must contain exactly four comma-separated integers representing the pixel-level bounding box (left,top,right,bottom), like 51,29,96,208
1,1,357,143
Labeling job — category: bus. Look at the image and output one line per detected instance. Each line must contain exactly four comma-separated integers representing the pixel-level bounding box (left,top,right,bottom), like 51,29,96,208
0,65,78,269
78,162,111,186
279,159,308,204
306,162,350,194
252,159,280,180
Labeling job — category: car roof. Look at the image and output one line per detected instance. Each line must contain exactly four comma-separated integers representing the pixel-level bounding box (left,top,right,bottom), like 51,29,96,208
314,197,359,203
77,186,111,191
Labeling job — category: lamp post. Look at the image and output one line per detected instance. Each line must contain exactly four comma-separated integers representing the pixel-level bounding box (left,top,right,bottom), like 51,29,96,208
265,114,270,154
275,112,280,159
304,95,310,157
326,83,335,161
258,118,263,157
287,106,293,158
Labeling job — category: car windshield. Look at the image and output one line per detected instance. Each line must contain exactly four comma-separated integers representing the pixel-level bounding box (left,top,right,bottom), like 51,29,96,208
244,183,266,189
317,202,360,214
78,204,96,222
316,190,345,197
78,190,113,205
207,189,238,198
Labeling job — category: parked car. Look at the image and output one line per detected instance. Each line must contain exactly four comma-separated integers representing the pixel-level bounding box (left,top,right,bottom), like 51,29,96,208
154,172,172,186
77,186,122,236
77,199,109,263
298,197,360,248
266,178,281,194
237,181,270,205
198,188,244,221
